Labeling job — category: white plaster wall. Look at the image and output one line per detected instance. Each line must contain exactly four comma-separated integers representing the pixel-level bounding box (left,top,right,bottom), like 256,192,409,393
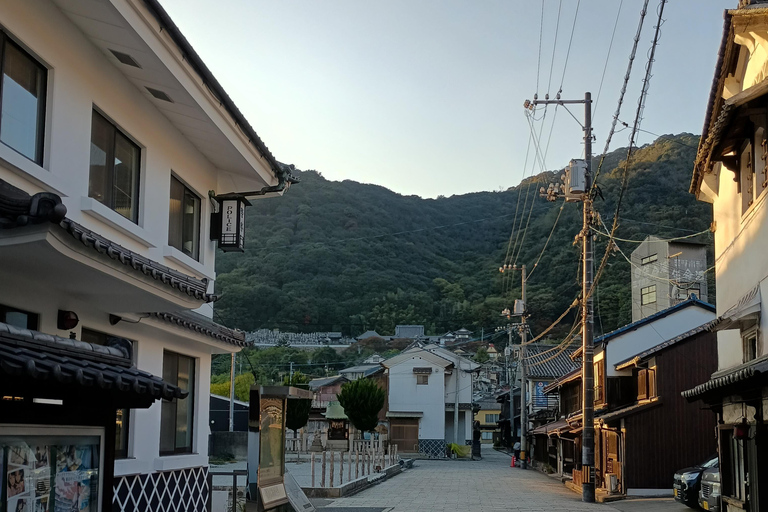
0,0,232,287
0,273,219,474
387,357,446,440
605,306,716,377
712,159,768,369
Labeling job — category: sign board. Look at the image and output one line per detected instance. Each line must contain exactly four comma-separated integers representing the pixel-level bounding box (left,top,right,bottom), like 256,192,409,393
221,199,245,252
534,381,547,407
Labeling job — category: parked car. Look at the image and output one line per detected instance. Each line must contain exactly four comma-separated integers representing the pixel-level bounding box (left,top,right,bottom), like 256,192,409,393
699,466,721,511
673,455,718,508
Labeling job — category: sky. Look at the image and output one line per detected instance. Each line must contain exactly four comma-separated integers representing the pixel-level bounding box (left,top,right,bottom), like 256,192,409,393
159,0,730,198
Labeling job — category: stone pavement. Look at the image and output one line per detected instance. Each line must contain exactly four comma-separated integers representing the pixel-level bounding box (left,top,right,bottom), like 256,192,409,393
316,446,691,512
319,445,605,512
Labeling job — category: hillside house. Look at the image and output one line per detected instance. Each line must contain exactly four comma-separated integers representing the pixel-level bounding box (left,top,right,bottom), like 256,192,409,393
686,2,768,510
0,0,294,509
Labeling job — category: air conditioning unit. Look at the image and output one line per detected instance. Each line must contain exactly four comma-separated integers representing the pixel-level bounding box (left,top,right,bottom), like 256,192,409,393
606,473,619,493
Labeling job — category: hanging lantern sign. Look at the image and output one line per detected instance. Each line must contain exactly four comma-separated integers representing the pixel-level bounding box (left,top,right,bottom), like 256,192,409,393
211,195,250,252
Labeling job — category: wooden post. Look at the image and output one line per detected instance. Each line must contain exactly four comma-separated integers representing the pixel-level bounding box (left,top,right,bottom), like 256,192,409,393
347,451,352,481
339,450,344,484
367,449,372,475
330,451,335,488
321,451,326,488
311,453,316,487
356,451,360,479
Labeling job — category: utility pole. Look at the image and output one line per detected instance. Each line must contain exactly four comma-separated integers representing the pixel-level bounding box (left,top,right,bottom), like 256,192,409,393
517,264,528,470
290,361,294,383
229,352,236,432
527,92,594,502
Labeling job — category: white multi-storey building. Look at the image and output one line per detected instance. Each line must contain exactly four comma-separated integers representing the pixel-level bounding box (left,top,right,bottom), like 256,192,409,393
383,344,478,457
0,0,294,510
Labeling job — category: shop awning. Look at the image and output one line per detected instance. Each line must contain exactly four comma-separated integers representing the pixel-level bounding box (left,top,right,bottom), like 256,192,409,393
0,321,187,408
709,284,761,332
531,418,570,436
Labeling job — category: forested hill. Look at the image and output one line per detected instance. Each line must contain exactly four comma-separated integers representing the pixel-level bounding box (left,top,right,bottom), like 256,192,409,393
214,133,713,340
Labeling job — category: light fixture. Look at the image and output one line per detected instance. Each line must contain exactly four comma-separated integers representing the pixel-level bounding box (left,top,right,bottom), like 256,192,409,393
57,310,79,330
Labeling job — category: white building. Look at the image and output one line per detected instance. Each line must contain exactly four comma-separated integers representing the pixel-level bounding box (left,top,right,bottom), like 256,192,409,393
687,1,768,508
0,0,293,510
383,344,478,457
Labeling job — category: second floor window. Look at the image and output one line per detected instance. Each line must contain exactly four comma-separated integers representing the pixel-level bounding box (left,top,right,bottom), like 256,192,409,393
742,327,758,363
641,285,657,305
0,31,47,164
169,176,201,260
416,374,429,385
89,110,140,223
641,254,657,265
594,359,605,404
0,304,39,330
484,413,499,423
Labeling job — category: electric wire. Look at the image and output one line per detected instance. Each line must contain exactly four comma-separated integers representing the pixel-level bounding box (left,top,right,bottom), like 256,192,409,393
558,0,581,91
594,0,624,119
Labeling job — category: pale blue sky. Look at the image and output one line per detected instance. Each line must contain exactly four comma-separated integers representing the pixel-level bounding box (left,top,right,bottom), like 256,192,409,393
159,0,730,198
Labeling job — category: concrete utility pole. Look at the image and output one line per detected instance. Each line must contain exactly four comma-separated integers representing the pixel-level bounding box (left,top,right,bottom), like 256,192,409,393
517,265,528,470
229,352,236,432
527,92,595,502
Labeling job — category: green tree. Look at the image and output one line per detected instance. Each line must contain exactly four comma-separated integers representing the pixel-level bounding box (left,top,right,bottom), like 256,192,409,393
210,372,255,402
474,347,490,363
283,371,312,438
336,378,386,433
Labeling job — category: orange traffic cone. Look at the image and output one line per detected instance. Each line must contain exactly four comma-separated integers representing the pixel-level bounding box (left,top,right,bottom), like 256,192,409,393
511,456,515,467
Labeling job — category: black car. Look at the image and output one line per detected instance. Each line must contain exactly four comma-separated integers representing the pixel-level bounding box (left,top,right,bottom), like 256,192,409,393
673,455,719,508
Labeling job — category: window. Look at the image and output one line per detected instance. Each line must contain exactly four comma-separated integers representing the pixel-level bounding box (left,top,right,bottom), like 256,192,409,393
648,364,657,398
0,31,47,164
676,284,701,301
742,327,758,363
416,374,429,385
169,176,201,260
641,285,657,305
481,432,493,440
485,413,499,424
640,254,658,265
0,304,38,329
81,328,133,458
594,359,605,404
89,110,140,222
721,429,747,502
637,368,648,400
740,139,756,215
160,351,195,455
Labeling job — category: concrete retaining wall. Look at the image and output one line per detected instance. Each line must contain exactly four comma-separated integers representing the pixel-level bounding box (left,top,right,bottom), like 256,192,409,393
209,432,248,461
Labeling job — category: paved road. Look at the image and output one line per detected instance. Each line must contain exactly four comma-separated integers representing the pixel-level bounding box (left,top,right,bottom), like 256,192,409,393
318,447,690,512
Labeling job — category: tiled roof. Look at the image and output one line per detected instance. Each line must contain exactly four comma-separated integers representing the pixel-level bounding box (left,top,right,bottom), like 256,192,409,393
0,322,186,402
61,219,217,302
594,295,715,346
149,311,247,347
309,375,348,390
524,343,581,379
683,358,768,401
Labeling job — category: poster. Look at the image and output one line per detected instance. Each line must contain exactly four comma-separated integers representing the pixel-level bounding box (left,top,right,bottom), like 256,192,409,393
2,436,99,512
54,445,97,512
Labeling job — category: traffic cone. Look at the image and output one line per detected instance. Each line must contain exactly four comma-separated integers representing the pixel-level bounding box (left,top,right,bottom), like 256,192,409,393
511,455,515,467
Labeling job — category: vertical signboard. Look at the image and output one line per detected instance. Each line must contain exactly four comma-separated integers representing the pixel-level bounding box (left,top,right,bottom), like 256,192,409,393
534,381,547,407
258,397,288,509
219,199,245,252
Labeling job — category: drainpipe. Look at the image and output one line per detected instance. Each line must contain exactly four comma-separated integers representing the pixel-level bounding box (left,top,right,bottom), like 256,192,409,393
454,362,460,446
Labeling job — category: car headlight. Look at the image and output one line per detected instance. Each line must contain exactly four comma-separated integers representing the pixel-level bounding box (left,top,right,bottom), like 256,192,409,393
683,473,698,482
711,482,721,495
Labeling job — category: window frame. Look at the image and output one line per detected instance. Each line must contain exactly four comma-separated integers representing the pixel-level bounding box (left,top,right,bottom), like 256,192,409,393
641,285,657,305
640,254,658,265
594,359,605,404
168,174,202,261
416,374,429,385
0,303,39,330
0,30,47,165
160,350,196,456
80,327,135,459
88,108,142,224
742,326,759,363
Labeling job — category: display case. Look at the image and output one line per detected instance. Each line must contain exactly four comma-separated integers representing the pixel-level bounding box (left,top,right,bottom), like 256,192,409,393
0,425,105,512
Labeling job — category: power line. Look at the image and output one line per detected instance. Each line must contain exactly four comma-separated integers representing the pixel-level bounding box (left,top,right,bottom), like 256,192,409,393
594,0,624,119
